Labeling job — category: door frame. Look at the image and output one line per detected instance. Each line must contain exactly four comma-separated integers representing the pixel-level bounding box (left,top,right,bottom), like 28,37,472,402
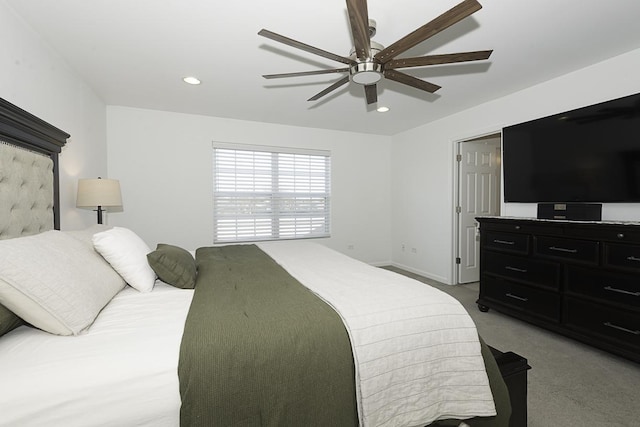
452,130,502,285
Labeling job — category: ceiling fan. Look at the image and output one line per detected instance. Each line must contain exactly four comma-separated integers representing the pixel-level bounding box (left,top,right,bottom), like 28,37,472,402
258,0,493,105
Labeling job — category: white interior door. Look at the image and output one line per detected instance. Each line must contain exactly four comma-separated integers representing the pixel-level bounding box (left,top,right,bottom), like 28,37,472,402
457,136,501,284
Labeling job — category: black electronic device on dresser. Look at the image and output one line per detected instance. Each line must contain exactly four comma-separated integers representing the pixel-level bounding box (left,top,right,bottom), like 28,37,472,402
476,216,640,363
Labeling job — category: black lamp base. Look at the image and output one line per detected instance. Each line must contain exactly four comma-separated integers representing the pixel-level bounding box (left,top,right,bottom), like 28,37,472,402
95,206,104,224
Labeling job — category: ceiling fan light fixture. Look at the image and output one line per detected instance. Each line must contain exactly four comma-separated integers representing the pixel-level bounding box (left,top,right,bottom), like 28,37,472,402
350,62,383,85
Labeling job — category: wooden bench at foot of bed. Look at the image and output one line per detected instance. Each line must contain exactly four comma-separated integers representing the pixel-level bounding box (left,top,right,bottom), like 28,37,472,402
490,347,531,427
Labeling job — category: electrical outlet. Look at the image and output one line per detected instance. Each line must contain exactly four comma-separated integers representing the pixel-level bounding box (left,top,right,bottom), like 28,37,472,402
347,244,354,250
411,247,417,253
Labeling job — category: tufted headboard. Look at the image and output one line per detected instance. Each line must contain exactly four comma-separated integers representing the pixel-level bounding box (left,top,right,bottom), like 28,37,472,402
0,98,69,240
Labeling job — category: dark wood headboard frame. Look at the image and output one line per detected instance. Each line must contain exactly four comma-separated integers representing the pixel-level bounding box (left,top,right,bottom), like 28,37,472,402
0,98,69,229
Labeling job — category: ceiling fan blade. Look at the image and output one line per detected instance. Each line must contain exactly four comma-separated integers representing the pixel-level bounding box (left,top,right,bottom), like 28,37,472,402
364,84,377,104
259,29,353,65
263,68,349,79
308,76,350,101
386,50,493,69
375,0,482,63
346,0,371,61
384,69,441,93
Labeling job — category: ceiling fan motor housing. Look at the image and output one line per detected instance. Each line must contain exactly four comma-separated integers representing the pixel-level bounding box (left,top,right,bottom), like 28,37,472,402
349,39,384,85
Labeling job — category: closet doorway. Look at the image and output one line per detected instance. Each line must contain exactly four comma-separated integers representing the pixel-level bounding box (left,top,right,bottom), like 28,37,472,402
455,134,501,284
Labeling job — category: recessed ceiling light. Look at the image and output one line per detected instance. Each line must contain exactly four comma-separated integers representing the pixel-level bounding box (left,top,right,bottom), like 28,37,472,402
377,106,390,113
183,76,201,85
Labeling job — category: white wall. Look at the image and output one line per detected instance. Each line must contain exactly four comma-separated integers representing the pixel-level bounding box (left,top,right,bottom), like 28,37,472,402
0,0,108,229
6,0,640,275
391,47,640,284
106,106,392,265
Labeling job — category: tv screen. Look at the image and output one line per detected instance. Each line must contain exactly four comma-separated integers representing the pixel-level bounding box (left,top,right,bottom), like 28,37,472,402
503,92,640,203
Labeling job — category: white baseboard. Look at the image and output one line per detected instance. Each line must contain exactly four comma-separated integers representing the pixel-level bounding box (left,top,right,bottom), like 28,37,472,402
368,260,392,268
387,262,451,285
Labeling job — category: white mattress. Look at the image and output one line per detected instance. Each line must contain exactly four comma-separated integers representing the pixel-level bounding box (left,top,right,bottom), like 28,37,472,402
0,282,194,427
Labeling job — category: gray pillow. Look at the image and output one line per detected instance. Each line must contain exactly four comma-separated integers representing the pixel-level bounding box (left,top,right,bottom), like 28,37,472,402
0,230,126,335
147,244,197,289
64,224,112,251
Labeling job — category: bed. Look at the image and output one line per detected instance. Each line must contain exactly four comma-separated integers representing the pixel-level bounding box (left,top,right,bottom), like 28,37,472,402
0,97,521,427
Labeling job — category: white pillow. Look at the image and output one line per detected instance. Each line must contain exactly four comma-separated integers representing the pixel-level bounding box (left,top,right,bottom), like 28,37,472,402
0,230,126,335
92,227,157,292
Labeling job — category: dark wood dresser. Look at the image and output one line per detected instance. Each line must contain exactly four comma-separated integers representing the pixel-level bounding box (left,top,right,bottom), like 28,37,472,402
477,216,640,362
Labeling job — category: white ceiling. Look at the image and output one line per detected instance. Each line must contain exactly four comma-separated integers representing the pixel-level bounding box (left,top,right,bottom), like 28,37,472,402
7,0,640,135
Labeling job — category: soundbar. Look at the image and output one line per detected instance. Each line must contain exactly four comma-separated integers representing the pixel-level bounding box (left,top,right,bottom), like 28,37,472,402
537,203,602,221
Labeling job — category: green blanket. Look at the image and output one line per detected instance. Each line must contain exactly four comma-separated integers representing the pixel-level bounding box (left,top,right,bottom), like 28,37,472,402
178,244,511,426
178,245,358,426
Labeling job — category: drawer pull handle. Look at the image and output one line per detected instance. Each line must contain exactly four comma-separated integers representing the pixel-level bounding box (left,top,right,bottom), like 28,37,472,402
603,322,640,335
626,256,640,262
549,246,578,254
493,239,515,245
505,266,527,273
506,293,529,302
604,286,640,297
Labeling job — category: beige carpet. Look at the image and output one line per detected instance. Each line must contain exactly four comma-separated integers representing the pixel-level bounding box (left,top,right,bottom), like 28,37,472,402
383,266,640,427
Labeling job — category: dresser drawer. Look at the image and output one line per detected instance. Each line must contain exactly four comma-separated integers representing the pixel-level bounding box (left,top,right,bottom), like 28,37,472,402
483,231,530,255
604,243,640,272
534,236,599,265
566,266,640,311
482,251,560,290
563,225,640,243
479,219,559,236
482,275,561,322
564,298,640,350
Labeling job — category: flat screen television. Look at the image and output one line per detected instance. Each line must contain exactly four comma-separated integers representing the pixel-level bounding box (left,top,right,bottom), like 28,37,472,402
503,92,640,203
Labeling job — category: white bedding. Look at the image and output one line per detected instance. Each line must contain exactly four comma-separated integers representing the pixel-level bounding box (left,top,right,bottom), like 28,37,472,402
259,241,496,427
0,241,495,427
0,282,194,427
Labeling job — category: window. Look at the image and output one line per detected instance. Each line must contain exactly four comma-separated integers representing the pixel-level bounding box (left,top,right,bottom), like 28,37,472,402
213,143,331,243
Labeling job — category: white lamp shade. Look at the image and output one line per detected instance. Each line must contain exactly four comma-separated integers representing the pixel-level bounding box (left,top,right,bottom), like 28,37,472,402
76,178,122,207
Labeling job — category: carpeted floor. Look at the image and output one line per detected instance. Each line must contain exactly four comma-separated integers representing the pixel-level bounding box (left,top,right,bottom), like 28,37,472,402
383,266,640,427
